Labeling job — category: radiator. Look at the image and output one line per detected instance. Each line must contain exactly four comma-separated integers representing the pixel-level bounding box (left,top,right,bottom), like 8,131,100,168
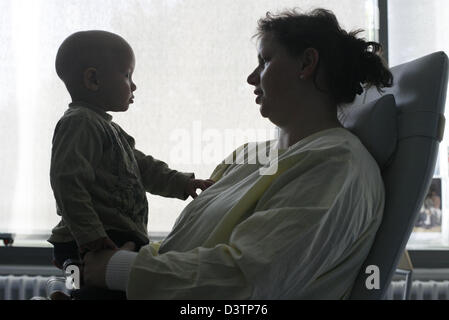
0,275,50,300
384,280,449,300
2,275,449,300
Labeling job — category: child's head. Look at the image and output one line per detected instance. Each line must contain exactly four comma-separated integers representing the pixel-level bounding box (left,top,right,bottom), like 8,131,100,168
55,30,136,112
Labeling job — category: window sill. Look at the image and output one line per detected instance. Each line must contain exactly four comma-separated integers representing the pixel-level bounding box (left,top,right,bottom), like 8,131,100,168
2,233,449,269
0,232,170,268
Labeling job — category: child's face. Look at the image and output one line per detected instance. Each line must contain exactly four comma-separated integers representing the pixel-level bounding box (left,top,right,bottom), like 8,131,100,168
98,48,137,112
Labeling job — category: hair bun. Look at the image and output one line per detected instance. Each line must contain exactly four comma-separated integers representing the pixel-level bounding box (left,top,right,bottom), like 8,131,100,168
341,33,391,95
339,33,370,94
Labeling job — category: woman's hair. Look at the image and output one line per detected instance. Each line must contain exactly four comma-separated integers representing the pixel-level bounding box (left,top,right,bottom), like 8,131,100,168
255,8,393,105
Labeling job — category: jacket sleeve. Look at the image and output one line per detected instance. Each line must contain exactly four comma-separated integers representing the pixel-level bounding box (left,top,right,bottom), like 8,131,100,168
133,149,194,200
114,126,194,200
50,116,107,246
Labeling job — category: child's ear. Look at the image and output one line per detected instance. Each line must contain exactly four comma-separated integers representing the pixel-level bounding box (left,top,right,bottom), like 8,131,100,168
83,67,99,91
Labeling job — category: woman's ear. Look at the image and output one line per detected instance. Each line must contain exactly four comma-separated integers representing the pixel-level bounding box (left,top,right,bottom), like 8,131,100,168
298,48,319,80
83,67,99,91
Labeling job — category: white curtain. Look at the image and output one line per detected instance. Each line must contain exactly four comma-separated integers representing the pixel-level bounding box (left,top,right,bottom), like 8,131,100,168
0,0,374,239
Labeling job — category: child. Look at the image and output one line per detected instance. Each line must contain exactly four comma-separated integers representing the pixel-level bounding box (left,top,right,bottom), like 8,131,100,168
49,30,214,275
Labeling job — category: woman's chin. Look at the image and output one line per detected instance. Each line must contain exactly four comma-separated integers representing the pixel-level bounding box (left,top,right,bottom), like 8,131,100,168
260,106,283,126
259,105,270,118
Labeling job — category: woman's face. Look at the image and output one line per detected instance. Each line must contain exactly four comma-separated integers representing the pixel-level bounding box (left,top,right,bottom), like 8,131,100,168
247,32,303,127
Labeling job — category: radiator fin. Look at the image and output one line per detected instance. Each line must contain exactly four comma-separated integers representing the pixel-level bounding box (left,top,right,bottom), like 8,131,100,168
385,280,449,300
0,275,49,300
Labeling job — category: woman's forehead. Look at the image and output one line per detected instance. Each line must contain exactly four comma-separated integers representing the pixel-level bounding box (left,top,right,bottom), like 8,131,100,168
257,32,289,57
257,32,277,52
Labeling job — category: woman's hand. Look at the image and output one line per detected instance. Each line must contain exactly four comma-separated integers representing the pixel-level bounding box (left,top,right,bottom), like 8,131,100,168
83,241,135,288
185,179,215,199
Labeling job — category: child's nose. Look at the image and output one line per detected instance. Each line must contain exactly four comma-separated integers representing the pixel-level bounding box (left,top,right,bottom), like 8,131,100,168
131,82,137,92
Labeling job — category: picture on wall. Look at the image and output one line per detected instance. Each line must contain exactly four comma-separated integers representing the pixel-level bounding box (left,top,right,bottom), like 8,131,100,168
414,178,443,233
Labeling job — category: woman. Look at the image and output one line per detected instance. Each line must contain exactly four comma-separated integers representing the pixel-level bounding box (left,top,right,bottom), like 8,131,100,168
83,8,393,299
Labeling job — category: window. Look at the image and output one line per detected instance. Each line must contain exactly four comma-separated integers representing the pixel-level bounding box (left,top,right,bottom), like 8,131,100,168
387,0,449,249
0,0,378,245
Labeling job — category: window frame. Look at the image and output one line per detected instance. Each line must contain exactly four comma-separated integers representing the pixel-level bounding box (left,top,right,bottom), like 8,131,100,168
378,0,449,260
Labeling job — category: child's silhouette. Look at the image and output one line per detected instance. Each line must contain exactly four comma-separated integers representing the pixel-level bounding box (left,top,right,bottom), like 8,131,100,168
48,30,214,299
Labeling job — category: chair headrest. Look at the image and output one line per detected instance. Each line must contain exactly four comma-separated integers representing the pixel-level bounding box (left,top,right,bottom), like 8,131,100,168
341,94,397,170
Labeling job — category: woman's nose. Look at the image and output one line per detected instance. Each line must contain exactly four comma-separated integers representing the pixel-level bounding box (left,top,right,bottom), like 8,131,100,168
247,68,259,86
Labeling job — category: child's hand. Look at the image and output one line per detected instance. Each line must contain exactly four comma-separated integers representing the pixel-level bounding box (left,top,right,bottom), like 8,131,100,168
79,237,118,254
185,179,215,199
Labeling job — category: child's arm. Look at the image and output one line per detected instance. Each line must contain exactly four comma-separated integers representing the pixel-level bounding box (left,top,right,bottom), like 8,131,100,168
50,116,108,247
114,125,197,199
134,150,195,199
135,152,216,199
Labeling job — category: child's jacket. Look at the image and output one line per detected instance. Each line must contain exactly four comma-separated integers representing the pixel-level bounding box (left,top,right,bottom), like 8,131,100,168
48,102,193,246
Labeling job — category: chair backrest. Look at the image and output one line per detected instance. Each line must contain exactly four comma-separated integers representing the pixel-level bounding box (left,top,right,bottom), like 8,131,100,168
344,52,448,299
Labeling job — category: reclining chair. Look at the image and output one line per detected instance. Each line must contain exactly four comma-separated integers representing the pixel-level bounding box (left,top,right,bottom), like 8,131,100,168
341,51,448,300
